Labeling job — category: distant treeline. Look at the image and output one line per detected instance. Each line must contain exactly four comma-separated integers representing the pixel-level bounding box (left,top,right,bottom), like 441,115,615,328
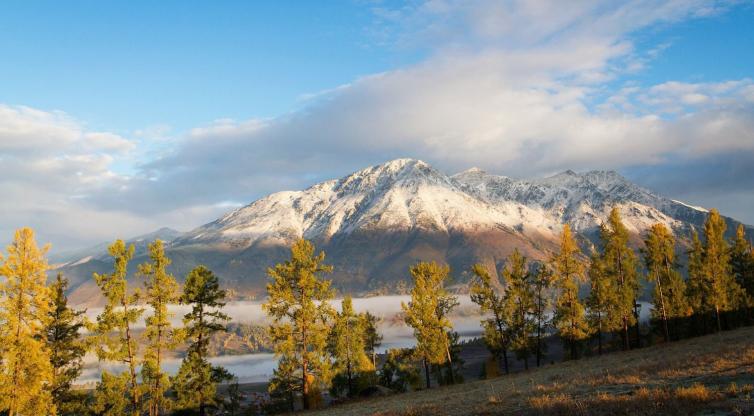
0,206,752,415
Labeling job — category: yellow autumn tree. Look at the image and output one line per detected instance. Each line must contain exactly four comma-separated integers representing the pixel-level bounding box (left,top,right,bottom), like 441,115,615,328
0,227,55,416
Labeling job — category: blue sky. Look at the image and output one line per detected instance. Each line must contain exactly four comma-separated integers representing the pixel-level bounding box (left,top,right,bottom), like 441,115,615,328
0,1,423,133
1,1,753,249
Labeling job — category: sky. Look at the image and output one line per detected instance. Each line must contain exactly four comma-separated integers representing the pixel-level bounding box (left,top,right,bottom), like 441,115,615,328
1,0,753,252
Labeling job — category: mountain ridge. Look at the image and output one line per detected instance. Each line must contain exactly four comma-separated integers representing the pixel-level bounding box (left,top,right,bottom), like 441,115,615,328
56,158,751,304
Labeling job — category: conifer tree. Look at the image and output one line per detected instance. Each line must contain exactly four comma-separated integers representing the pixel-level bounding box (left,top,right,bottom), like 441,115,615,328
268,356,298,412
470,263,511,374
686,231,707,319
173,265,230,416
551,225,590,360
730,224,754,305
599,208,640,350
263,239,335,410
641,223,687,342
92,371,131,416
401,261,457,388
93,240,143,416
586,254,616,355
502,249,535,370
329,295,373,397
702,209,743,331
139,239,180,416
362,311,382,370
46,274,87,412
0,227,55,416
531,264,553,366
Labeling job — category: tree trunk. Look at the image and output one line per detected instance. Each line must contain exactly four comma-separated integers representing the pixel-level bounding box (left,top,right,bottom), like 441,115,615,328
496,318,509,374
423,358,431,389
445,340,455,384
597,316,603,356
715,304,722,332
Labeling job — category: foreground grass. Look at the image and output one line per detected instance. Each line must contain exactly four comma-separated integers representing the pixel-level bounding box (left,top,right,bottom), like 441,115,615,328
312,327,754,415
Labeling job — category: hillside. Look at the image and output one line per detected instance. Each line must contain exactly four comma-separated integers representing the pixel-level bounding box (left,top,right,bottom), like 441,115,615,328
56,158,753,304
312,327,754,415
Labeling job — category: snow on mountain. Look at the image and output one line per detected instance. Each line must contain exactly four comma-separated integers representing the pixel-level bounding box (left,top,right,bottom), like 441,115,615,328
178,158,711,251
61,158,750,300
177,159,562,249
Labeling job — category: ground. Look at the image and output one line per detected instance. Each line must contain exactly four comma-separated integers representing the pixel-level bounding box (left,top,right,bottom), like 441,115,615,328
309,326,754,415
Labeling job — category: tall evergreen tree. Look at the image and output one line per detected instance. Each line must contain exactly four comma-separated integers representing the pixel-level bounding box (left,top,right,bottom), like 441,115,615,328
641,223,687,342
702,209,743,331
0,227,55,416
362,311,382,370
470,263,511,374
551,225,590,360
586,254,615,355
502,249,535,370
730,224,754,305
531,264,552,366
599,208,641,350
139,239,180,416
93,240,143,416
263,239,335,410
173,265,231,416
329,296,373,397
401,261,457,388
46,274,87,413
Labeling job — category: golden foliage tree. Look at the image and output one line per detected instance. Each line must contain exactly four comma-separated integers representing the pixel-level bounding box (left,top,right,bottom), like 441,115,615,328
329,295,374,397
551,225,590,360
93,240,143,416
402,261,457,388
0,227,55,416
598,208,641,350
641,223,687,342
139,239,180,416
263,239,335,410
470,263,511,374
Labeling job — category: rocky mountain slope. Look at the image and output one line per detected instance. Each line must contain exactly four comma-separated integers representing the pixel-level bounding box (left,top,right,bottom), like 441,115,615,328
58,158,750,303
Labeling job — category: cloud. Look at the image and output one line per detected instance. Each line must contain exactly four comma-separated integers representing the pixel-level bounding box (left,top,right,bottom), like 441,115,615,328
2,0,753,251
117,1,751,217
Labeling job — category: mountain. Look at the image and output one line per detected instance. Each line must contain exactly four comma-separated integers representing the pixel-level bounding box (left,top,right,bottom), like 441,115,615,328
58,158,751,304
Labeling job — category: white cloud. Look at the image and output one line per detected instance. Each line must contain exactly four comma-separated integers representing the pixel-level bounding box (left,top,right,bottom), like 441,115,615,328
2,0,753,250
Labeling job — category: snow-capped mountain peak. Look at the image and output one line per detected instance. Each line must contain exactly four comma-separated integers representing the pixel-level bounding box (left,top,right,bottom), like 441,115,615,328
176,159,722,253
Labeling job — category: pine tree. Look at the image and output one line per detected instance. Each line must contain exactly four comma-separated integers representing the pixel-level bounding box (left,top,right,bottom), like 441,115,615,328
401,261,457,388
139,239,180,416
641,223,687,342
0,227,55,416
686,231,707,317
93,240,143,416
173,265,231,416
702,209,743,331
551,225,590,360
586,253,616,355
263,239,335,410
92,371,131,416
599,208,641,350
46,274,87,413
329,296,373,397
531,264,553,366
378,348,420,392
730,224,754,306
268,355,299,412
502,250,536,370
362,311,382,370
470,263,511,374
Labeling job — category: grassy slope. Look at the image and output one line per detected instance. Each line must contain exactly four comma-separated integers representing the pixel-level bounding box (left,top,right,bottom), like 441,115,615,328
313,327,754,415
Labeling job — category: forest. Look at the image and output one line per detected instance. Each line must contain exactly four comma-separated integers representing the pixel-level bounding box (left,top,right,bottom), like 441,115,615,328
0,207,753,415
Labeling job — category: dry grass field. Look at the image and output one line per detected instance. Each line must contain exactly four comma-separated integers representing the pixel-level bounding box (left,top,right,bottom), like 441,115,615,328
312,326,754,415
